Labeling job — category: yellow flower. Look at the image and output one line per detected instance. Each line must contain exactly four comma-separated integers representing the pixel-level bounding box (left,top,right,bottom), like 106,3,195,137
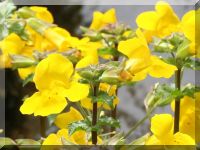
54,107,83,129
118,29,177,81
42,129,87,146
0,33,26,68
44,27,72,51
180,9,200,56
30,6,54,23
171,94,199,142
73,37,102,69
20,53,89,116
146,114,195,145
90,8,117,30
136,1,180,38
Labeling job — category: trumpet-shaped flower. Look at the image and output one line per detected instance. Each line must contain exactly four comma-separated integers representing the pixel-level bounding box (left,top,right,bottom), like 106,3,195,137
171,93,200,142
118,29,177,81
136,1,180,39
20,53,89,116
42,129,87,145
0,33,26,68
30,6,54,23
54,107,83,129
90,8,117,30
146,114,195,145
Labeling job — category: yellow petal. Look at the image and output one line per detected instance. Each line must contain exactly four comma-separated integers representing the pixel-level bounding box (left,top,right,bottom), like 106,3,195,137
118,37,150,59
168,132,195,145
54,107,83,129
33,53,73,91
44,27,71,51
80,97,93,110
89,8,117,30
18,67,35,80
70,130,87,145
65,81,89,102
20,90,67,116
136,11,158,31
30,6,54,23
42,133,62,145
150,114,173,140
0,33,25,55
148,55,177,78
145,135,162,145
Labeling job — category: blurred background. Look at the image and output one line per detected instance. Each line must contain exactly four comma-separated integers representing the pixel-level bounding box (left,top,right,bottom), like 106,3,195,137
0,4,197,142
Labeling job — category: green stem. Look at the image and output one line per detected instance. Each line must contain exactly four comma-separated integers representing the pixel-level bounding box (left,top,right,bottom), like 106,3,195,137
124,106,156,139
92,85,99,145
40,117,46,137
174,68,182,133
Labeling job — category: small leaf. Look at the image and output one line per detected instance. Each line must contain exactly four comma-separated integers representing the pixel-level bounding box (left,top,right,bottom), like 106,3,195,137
68,120,90,136
92,91,115,109
22,73,34,87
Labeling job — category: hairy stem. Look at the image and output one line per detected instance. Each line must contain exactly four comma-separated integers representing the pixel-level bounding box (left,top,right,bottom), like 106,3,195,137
92,85,98,145
40,117,46,137
174,68,181,133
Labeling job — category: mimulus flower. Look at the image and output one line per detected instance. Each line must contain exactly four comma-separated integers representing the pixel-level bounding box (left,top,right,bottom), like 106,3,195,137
20,53,89,116
136,1,180,39
90,8,117,30
118,29,177,81
30,6,54,23
146,114,195,145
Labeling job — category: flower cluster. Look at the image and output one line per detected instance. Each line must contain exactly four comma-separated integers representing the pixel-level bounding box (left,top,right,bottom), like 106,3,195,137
0,0,199,147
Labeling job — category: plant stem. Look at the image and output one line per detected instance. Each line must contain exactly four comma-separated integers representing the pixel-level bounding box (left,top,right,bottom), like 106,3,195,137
92,85,98,145
111,55,119,135
40,117,46,137
174,68,181,133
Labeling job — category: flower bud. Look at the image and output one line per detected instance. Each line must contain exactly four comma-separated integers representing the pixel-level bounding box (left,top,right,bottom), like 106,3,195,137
176,39,191,59
17,7,35,19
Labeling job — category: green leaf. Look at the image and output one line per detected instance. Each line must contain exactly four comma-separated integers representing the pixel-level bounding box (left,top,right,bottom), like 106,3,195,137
97,116,120,128
22,73,34,87
68,120,90,136
183,58,200,70
15,139,40,145
92,91,115,109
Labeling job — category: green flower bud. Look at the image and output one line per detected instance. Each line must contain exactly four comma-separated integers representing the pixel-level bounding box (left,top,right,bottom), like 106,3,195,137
10,55,37,69
176,39,191,59
17,7,35,19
